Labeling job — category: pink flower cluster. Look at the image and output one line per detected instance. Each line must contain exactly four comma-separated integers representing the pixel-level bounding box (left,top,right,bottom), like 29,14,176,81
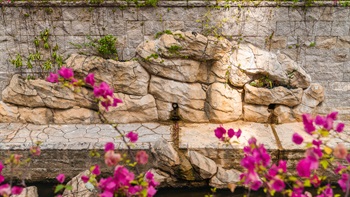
0,162,23,196
47,68,122,111
302,112,344,135
95,166,158,197
214,126,241,142
240,137,287,193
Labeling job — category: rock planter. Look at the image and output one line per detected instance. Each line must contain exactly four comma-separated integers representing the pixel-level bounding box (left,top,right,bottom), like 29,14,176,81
0,31,324,124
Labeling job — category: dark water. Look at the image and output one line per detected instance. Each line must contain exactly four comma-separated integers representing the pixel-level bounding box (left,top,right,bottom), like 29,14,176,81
27,182,345,197
155,187,267,197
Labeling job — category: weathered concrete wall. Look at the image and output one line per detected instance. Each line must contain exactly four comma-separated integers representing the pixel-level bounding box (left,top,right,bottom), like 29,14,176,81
0,2,349,120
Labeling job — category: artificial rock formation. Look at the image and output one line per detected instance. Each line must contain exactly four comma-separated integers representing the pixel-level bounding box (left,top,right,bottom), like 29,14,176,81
0,31,324,124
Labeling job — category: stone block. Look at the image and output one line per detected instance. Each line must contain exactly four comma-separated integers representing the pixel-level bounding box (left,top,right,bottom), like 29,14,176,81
163,21,185,32
62,7,92,22
126,21,144,48
275,21,294,36
331,21,350,36
315,21,332,36
144,21,163,36
243,104,270,123
315,36,337,49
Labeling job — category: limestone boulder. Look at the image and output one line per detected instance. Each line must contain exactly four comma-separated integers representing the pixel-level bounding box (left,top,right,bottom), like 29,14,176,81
54,107,101,124
12,186,38,197
206,83,242,122
19,107,53,124
62,170,97,197
136,31,231,82
147,168,173,187
155,99,208,123
188,151,217,179
209,167,241,189
293,104,316,121
177,152,196,181
152,139,180,174
244,84,303,107
243,104,270,123
136,38,209,83
302,83,325,108
232,44,311,88
100,93,158,123
155,31,232,61
2,75,97,110
0,101,19,122
273,105,296,124
67,54,149,96
150,76,206,121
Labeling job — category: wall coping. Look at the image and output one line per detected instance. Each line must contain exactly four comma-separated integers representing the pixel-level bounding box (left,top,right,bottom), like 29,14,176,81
0,0,342,7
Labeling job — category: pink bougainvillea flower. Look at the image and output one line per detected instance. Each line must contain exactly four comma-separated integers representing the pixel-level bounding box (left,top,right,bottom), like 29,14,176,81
58,67,74,80
93,82,113,99
56,174,65,183
30,146,41,156
13,154,22,165
314,115,325,126
147,186,157,197
227,128,235,138
327,111,338,120
347,154,350,163
11,186,23,195
145,171,154,180
250,180,263,191
104,151,121,167
292,133,304,145
112,97,123,107
0,175,4,184
320,184,333,197
104,142,115,152
278,160,287,173
85,73,95,86
114,166,135,186
235,129,242,138
126,131,138,143
296,158,311,178
91,165,101,175
81,175,89,183
214,126,226,140
46,73,59,83
136,150,148,165
129,185,142,195
338,173,349,192
0,184,11,196
271,178,285,192
310,174,321,187
323,117,334,131
302,114,316,134
335,122,345,133
312,140,322,148
334,143,348,159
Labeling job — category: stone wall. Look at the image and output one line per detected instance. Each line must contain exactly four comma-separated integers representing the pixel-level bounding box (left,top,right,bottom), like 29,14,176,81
0,2,349,120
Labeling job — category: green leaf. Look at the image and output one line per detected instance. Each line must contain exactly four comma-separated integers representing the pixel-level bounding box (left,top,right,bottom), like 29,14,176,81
320,160,329,169
335,194,341,197
65,185,72,191
304,179,311,187
54,184,65,193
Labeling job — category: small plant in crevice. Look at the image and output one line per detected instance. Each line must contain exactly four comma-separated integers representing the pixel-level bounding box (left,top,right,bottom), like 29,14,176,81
167,45,182,55
249,75,278,89
9,28,64,79
70,35,118,60
154,30,172,38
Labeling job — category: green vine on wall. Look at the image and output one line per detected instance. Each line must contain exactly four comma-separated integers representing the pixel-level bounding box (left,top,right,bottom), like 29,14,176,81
9,29,64,79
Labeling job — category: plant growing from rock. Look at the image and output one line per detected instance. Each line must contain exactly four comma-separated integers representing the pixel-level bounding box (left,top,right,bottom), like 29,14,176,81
70,35,119,60
9,28,64,79
215,112,348,197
